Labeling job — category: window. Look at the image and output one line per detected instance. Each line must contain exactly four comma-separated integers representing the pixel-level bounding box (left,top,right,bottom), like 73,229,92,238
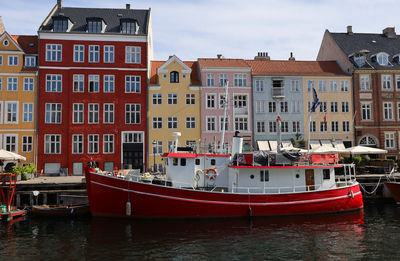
104,75,115,93
125,104,141,124
255,80,264,92
153,93,162,105
331,121,339,132
186,94,195,105
73,103,84,124
46,74,62,92
256,121,265,133
125,76,140,93
152,117,162,129
73,74,84,92
186,117,195,129
318,80,327,91
103,134,114,154
320,121,327,132
329,80,338,92
207,74,215,87
220,117,229,131
125,46,141,63
234,74,247,87
22,136,33,152
8,56,18,66
53,18,68,32
72,135,83,154
281,121,289,133
46,44,62,62
280,101,288,113
45,134,61,154
398,103,400,120
121,20,136,34
168,93,178,105
383,102,394,120
340,80,349,92
382,75,392,90
103,103,114,124
219,94,228,109
293,121,300,133
307,80,315,92
319,102,327,113
342,102,349,113
377,53,389,66
152,140,163,154
89,45,99,63
331,102,338,113
269,102,276,113
343,121,350,132
0,55,2,65
310,121,316,132
168,117,178,129
74,45,84,62
265,122,276,133
260,170,269,182
23,77,34,91
88,20,102,33
361,102,372,121
323,169,330,180
206,94,216,109
255,101,265,113
360,75,370,90
88,134,99,154
235,117,248,131
4,135,17,152
290,80,300,92
168,141,175,152
170,71,179,83
104,45,114,63
291,101,300,113
385,132,395,149
45,103,61,124
234,95,247,108
88,103,99,124
88,75,99,93
25,56,36,67
23,103,33,122
206,116,216,131
7,77,17,91
219,74,228,87
0,78,2,90
354,54,365,67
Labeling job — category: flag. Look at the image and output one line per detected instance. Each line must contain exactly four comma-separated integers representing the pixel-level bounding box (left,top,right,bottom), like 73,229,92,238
311,88,320,112
276,115,281,122
323,114,327,124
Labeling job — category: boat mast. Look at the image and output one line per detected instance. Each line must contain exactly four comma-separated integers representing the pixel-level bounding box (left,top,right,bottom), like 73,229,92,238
219,80,229,154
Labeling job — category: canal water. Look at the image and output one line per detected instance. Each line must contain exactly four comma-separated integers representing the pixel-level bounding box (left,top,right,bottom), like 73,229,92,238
1,200,400,260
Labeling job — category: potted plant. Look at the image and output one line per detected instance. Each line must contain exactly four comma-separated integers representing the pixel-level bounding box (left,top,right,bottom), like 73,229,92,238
12,165,24,181
22,164,37,180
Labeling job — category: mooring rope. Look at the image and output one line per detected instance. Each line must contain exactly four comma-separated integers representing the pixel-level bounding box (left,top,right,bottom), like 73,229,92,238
359,175,384,195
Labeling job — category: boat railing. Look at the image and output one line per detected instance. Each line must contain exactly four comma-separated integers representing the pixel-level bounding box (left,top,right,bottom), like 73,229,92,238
232,184,322,194
335,164,357,186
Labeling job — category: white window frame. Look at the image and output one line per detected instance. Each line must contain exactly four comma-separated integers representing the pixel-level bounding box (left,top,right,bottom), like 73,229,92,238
4,134,18,152
8,55,18,66
45,103,62,124
72,134,84,154
331,121,339,132
7,77,17,91
186,93,195,105
125,75,141,93
153,93,162,105
5,101,19,124
186,116,196,129
125,104,141,124
340,80,349,92
206,94,216,109
342,121,350,132
318,80,327,92
269,121,277,133
22,135,33,153
73,74,84,93
331,102,338,113
383,102,394,120
206,73,215,87
125,46,141,64
73,45,84,63
103,134,114,154
44,134,61,154
360,75,370,91
167,93,178,105
361,102,372,121
23,103,33,122
342,101,349,113
45,44,62,62
256,121,265,133
329,80,338,92
167,117,178,129
255,100,265,113
233,94,248,108
89,45,100,63
46,74,62,92
382,75,392,90
104,45,115,63
88,134,99,154
235,117,248,131
103,103,114,124
23,77,34,91
152,117,162,129
385,132,396,149
206,116,216,131
25,56,36,67
88,75,99,93
219,94,228,109
220,116,229,132
73,103,84,124
234,74,247,87
88,103,99,124
104,75,115,93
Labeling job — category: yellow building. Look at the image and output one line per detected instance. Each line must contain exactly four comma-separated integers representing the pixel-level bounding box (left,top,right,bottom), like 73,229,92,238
148,55,201,171
0,26,37,169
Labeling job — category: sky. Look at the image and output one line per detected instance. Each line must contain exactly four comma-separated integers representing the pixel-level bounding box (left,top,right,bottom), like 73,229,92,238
1,0,400,61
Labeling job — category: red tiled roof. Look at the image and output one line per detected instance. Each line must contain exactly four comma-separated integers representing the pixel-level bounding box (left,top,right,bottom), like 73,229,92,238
198,58,250,68
11,35,38,54
246,60,348,76
149,60,200,86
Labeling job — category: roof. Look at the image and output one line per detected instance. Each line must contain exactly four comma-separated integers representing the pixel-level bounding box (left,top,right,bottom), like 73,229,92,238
197,58,250,69
11,35,38,54
329,30,400,70
149,60,200,86
246,60,348,76
39,6,150,35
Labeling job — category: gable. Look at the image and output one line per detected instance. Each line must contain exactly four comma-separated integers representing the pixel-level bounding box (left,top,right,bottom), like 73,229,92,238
158,55,192,74
0,32,23,52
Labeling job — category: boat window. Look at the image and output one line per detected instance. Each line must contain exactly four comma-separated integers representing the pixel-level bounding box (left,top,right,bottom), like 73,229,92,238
260,170,269,182
210,159,216,165
173,158,178,166
250,175,254,179
181,158,186,166
323,169,330,180
195,159,200,165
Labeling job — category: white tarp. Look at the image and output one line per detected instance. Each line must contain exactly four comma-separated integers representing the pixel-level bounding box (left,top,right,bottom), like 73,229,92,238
257,141,270,151
309,140,321,149
0,149,26,161
344,145,388,155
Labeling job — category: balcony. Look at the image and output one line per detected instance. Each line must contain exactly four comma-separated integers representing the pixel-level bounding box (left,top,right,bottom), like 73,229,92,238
272,87,284,98
234,107,248,116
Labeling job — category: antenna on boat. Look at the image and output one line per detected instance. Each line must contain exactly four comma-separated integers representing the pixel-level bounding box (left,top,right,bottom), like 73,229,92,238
172,132,181,153
219,80,229,154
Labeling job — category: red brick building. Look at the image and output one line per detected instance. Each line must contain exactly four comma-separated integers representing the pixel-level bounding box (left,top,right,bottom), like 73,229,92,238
37,1,153,174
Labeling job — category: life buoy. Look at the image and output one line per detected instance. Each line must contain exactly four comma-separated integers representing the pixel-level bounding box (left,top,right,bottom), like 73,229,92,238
206,168,218,180
113,167,118,177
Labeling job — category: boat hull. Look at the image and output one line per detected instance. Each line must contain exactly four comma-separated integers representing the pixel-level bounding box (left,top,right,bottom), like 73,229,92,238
32,204,90,217
384,182,400,203
85,172,363,218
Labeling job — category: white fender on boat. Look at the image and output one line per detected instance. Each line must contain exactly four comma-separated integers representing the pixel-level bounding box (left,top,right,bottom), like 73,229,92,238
126,200,131,216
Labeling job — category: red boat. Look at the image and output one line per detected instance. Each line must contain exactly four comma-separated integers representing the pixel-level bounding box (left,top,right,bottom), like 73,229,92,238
85,133,363,218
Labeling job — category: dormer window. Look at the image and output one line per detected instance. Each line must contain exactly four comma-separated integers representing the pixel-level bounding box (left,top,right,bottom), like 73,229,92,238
377,52,389,66
120,19,137,34
170,71,179,83
354,54,366,67
53,17,68,32
87,18,104,33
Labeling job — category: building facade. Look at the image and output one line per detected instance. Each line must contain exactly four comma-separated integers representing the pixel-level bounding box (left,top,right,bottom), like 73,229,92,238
318,26,400,159
148,56,201,171
37,2,152,174
198,58,252,153
0,28,38,169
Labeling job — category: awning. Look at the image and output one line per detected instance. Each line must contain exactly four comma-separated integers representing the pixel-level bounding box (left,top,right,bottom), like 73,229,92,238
257,141,270,151
309,140,321,149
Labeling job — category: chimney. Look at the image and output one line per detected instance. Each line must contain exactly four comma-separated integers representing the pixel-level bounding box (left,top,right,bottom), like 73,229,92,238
57,0,62,8
347,25,353,35
383,27,396,38
0,16,5,35
254,52,270,60
217,54,224,59
288,52,295,61
126,3,131,9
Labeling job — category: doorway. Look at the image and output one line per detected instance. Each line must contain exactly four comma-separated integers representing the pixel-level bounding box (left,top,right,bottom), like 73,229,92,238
305,169,315,191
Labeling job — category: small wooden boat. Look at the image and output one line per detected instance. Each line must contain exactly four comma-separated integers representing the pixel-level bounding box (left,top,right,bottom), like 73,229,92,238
32,204,90,217
384,182,400,203
0,207,26,222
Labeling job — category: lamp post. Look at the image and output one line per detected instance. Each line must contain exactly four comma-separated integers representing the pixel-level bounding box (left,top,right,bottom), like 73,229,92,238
152,140,157,173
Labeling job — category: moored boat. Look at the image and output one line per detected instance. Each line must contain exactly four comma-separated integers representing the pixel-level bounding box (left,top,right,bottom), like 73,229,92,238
32,204,90,217
85,133,363,218
384,182,400,203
